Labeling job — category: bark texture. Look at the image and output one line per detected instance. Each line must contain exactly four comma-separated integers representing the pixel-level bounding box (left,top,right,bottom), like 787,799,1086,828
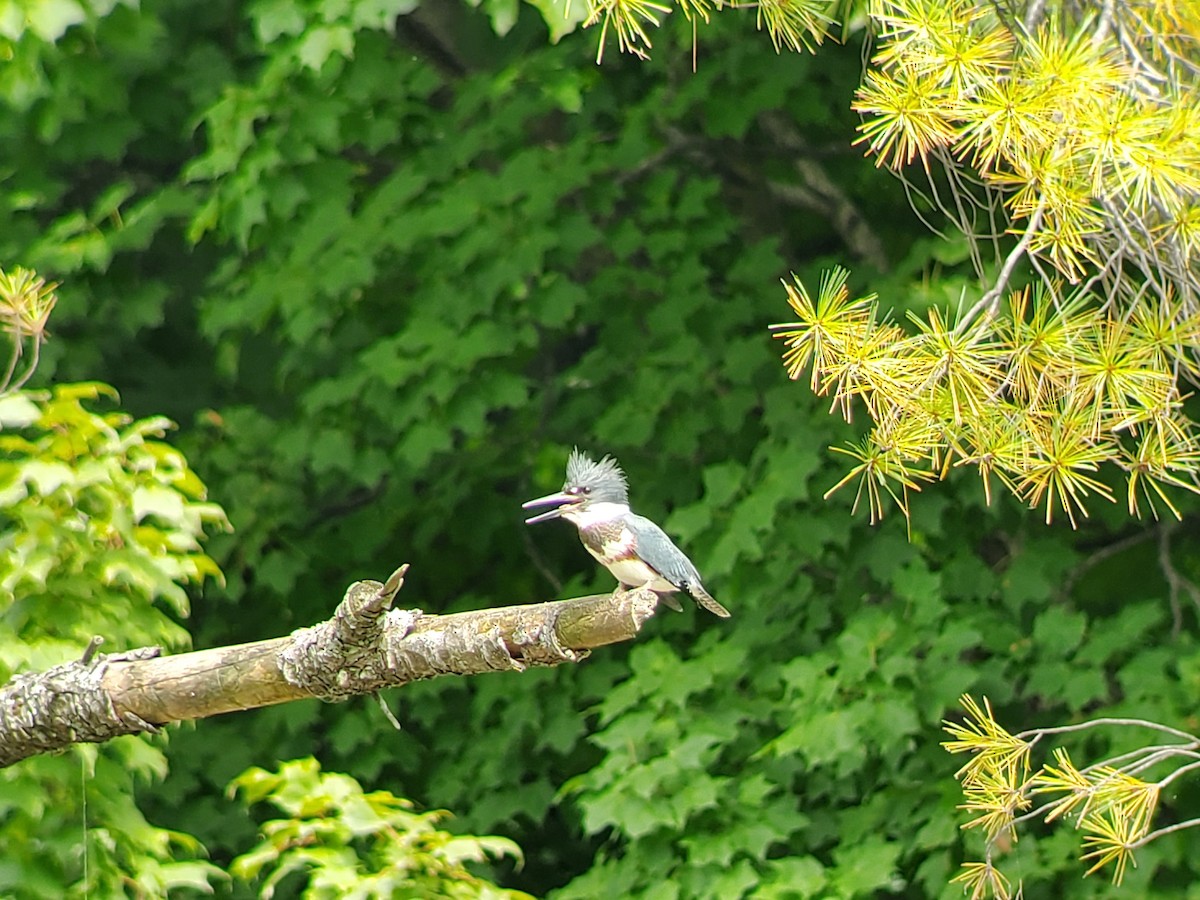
0,565,660,767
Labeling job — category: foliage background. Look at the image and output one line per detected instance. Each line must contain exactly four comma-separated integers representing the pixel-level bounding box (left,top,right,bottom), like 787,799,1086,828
1,0,1199,897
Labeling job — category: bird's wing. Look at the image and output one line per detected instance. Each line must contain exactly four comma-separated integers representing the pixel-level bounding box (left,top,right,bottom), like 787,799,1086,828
628,514,730,617
626,513,706,591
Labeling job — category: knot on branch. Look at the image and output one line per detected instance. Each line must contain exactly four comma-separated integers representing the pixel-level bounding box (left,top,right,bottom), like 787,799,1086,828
0,646,163,767
278,570,664,705
279,564,420,702
506,610,586,669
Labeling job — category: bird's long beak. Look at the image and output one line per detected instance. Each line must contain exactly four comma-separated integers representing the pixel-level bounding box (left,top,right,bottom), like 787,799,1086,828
522,490,577,524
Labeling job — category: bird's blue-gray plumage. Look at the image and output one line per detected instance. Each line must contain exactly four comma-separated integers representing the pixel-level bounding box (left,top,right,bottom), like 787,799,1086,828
523,450,730,618
624,513,709,598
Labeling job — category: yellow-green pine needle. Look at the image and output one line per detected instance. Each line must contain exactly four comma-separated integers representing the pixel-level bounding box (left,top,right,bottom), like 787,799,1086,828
825,424,935,525
1162,202,1200,269
1018,401,1116,527
1028,204,1103,284
820,320,913,420
942,694,1031,786
1001,284,1089,408
585,0,671,62
1074,317,1172,433
909,1,1013,95
951,405,1030,506
1121,410,1200,519
0,266,58,341
951,859,1013,900
954,73,1055,173
753,0,833,54
907,306,1005,426
869,0,965,74
675,0,711,22
1086,766,1160,839
1111,106,1200,214
1081,806,1140,885
770,267,877,391
960,767,1030,840
1127,293,1200,380
854,68,957,170
1125,461,1183,521
995,156,1101,282
1021,17,1125,116
1083,95,1162,199
1032,747,1093,823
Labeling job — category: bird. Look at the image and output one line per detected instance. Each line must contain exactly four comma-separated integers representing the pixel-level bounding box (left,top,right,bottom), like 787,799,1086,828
522,449,730,618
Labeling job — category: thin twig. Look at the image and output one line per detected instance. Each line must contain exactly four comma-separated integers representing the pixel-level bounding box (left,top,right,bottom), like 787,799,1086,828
520,525,564,594
954,195,1048,337
0,324,24,394
1016,716,1200,745
1103,742,1200,774
1060,528,1155,597
1134,816,1200,848
1021,0,1047,35
7,339,39,393
1158,521,1200,638
1152,757,1200,790
1091,0,1116,49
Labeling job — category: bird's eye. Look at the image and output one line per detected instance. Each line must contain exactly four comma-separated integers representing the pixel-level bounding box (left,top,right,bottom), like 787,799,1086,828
581,486,591,494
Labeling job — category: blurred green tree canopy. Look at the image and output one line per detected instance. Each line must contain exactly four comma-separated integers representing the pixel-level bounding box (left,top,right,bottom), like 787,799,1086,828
1,0,1199,898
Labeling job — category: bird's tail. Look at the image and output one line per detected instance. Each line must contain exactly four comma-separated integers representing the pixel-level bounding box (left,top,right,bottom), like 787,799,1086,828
658,593,684,612
690,584,731,618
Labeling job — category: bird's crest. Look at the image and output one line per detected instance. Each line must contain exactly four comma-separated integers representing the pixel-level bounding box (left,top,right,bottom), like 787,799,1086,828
565,448,628,503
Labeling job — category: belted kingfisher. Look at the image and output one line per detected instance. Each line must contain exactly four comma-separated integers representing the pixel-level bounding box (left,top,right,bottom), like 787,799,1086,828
523,450,730,618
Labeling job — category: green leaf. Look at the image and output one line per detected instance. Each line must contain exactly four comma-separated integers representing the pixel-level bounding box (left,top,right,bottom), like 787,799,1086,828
525,0,588,42
761,856,827,897
26,0,86,41
481,0,519,36
296,24,354,71
702,460,745,507
829,835,901,895
308,429,356,475
708,860,759,898
19,460,75,495
1033,606,1087,658
133,485,187,526
251,0,307,43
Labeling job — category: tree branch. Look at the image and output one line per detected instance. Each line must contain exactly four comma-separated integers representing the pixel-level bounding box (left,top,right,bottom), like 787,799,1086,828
757,114,890,271
0,564,662,768
952,192,1048,337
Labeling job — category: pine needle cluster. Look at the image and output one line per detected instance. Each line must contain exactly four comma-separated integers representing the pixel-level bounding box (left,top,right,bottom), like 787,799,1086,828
575,0,835,62
772,1,1200,526
0,266,57,395
772,2,1200,526
772,268,1200,524
855,0,1200,290
942,695,1196,897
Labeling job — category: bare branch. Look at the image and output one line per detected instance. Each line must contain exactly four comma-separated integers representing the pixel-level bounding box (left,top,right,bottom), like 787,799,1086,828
1017,716,1200,745
758,114,889,270
1135,816,1200,848
1158,522,1200,638
0,566,665,768
1060,528,1156,598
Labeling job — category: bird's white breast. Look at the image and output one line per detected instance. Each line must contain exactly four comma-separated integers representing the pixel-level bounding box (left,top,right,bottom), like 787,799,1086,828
602,556,674,592
565,502,677,591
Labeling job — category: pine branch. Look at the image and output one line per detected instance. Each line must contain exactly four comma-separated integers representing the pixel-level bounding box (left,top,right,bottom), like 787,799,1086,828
0,565,662,768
